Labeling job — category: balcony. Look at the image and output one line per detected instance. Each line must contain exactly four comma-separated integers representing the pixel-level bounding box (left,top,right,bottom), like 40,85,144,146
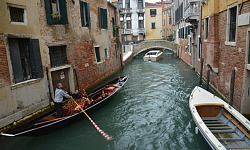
184,1,199,23
137,8,145,13
138,28,145,34
120,8,132,14
121,29,133,34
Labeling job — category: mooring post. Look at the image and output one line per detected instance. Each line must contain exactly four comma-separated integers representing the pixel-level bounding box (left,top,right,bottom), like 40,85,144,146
229,68,235,106
120,54,123,70
199,58,204,86
206,68,210,91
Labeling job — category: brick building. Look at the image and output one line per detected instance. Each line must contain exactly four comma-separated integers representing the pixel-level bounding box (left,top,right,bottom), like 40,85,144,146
0,0,50,128
39,0,122,98
0,0,122,129
185,0,250,114
173,0,192,66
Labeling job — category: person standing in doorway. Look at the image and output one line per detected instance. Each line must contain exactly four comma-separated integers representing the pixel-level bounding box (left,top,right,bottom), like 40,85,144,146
54,83,72,118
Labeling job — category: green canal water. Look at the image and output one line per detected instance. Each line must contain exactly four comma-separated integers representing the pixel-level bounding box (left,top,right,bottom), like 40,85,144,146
0,51,210,150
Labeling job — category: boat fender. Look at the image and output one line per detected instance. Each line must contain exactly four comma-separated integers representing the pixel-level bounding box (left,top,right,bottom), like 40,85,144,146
195,127,199,134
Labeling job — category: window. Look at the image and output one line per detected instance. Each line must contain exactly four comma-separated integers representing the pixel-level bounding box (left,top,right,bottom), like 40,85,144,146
198,35,201,59
204,17,209,40
95,47,101,62
125,0,130,8
138,0,143,8
115,44,118,58
139,20,144,28
127,20,131,29
163,19,165,26
9,6,26,23
80,1,91,27
44,0,68,25
169,9,171,17
98,7,108,29
185,46,187,52
185,26,190,39
9,38,43,83
150,9,157,16
175,3,183,23
104,48,109,59
228,6,237,42
169,17,172,24
118,0,123,9
49,46,67,67
151,22,156,29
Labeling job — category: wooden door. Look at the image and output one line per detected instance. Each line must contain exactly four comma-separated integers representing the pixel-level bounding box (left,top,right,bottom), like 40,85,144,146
51,69,70,93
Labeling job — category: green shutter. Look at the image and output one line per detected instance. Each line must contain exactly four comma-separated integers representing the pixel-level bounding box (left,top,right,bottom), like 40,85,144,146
103,9,107,29
150,9,152,15
155,9,157,15
59,0,68,25
28,39,44,79
98,7,102,29
44,0,52,25
85,3,91,27
80,1,84,27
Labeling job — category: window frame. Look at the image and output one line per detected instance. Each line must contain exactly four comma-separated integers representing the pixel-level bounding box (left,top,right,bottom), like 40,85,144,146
204,17,209,41
150,9,157,16
151,22,156,29
8,5,27,25
98,7,108,29
80,1,91,28
94,46,102,63
225,3,238,46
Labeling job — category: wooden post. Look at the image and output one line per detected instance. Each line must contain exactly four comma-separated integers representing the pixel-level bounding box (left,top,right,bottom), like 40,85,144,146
199,58,204,86
120,54,123,70
206,68,210,90
229,69,235,106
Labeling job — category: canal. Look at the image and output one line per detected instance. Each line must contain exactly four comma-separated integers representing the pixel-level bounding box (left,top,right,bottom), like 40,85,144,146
0,51,210,150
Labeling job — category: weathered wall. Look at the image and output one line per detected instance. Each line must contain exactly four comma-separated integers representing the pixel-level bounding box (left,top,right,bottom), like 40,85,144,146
145,6,163,40
0,0,50,128
196,0,250,112
39,0,122,95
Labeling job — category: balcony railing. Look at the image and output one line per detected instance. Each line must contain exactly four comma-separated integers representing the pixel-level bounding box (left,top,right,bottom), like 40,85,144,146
138,28,145,34
184,1,199,22
121,29,133,34
120,8,132,14
137,8,145,13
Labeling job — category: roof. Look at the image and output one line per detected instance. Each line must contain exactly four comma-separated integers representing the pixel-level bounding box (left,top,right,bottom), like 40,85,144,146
145,2,162,7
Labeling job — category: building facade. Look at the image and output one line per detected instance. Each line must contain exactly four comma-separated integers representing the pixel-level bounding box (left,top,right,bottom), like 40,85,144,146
0,0,50,128
118,0,146,44
0,0,122,129
196,0,250,113
145,2,163,40
162,0,173,40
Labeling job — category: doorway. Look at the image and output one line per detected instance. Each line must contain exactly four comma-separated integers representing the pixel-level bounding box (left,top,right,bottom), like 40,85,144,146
51,68,70,93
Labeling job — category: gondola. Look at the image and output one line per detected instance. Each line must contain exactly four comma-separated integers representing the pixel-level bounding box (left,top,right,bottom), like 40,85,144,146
0,75,129,137
190,86,250,149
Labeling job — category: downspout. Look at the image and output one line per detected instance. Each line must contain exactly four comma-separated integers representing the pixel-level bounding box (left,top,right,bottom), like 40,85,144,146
200,1,203,60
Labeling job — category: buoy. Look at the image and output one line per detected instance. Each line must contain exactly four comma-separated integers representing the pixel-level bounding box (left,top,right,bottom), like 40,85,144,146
195,127,199,134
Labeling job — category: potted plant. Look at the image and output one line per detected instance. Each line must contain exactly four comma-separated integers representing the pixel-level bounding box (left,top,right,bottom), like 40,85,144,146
51,13,62,24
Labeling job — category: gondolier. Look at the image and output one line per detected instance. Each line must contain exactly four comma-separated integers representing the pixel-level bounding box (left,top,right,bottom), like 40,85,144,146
54,83,72,118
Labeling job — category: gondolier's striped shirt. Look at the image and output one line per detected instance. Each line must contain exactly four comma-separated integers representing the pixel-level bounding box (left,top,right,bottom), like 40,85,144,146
54,88,71,103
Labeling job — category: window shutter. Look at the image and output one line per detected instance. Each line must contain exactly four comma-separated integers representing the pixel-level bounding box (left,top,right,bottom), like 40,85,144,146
98,7,101,29
28,39,44,79
150,9,152,15
155,9,157,15
9,39,23,83
80,1,84,27
44,0,52,25
85,3,91,27
59,0,68,25
103,9,107,29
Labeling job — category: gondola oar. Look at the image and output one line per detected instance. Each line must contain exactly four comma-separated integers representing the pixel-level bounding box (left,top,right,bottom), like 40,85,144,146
71,98,112,141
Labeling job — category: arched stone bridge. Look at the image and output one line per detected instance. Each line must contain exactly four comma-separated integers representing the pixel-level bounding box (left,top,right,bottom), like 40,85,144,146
133,40,178,56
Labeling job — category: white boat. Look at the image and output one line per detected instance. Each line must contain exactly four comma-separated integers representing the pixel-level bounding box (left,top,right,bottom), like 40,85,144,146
143,50,163,62
189,86,250,150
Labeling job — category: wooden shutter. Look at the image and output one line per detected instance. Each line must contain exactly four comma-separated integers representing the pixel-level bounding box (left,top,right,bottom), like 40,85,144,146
85,3,90,27
103,9,107,29
28,39,44,79
44,0,52,25
150,9,152,15
9,39,23,83
59,0,68,24
98,7,102,29
155,9,157,15
80,1,84,27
